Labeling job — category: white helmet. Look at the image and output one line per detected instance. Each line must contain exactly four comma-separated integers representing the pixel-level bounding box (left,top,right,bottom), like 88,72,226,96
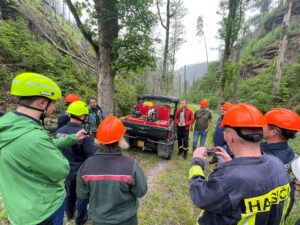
292,158,300,180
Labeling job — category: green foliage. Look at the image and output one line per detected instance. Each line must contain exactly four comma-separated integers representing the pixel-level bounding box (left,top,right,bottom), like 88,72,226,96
72,0,157,73
114,70,149,116
0,18,97,100
112,31,156,72
241,26,282,57
114,75,137,116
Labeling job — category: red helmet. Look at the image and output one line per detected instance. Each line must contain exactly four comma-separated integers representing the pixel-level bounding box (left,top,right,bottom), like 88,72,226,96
264,108,300,131
221,103,266,128
97,115,126,144
200,99,209,107
221,102,234,111
64,93,80,103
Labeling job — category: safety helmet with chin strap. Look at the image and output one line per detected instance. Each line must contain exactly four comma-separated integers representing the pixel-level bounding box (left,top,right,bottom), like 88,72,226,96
66,100,89,123
221,103,267,142
10,72,62,124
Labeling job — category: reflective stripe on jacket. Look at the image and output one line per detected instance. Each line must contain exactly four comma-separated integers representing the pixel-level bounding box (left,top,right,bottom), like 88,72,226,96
189,155,293,225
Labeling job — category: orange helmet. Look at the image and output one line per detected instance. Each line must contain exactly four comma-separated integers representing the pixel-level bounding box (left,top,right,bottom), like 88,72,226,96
221,103,267,128
264,108,300,131
221,102,234,111
200,99,209,107
97,115,126,144
64,93,80,103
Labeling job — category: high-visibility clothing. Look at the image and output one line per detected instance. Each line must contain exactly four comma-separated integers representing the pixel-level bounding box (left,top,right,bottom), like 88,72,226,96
0,112,77,225
189,155,293,225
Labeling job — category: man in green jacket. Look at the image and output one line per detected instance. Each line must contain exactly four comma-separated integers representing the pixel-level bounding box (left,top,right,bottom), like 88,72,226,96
0,72,87,225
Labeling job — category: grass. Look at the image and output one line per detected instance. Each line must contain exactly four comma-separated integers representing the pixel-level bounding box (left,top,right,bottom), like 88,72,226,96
1,106,300,224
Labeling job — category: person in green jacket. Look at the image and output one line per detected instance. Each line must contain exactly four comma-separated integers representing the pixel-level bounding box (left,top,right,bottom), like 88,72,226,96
0,72,88,225
77,116,147,225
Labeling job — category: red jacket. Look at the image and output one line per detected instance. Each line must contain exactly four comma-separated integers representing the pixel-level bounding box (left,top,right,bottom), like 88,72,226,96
175,107,194,129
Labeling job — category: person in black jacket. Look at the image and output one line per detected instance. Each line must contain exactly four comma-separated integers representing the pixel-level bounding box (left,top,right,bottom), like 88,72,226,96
56,100,96,225
189,103,293,225
76,115,147,225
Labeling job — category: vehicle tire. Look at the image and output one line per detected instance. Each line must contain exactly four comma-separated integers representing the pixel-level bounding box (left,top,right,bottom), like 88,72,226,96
157,141,174,160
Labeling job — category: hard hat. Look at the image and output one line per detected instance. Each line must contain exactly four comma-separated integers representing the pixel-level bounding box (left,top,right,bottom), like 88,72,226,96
143,101,154,107
200,99,209,107
292,158,300,180
66,101,89,116
264,108,300,131
64,93,80,103
221,103,267,128
221,102,234,111
10,72,61,100
97,115,126,144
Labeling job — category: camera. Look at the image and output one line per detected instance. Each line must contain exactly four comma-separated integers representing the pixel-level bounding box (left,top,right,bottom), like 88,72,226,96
206,147,218,157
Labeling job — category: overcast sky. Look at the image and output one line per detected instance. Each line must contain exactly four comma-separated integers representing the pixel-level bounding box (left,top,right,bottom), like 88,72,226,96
175,0,222,69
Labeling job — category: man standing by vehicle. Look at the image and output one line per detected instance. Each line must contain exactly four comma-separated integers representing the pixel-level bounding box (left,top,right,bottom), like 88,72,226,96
174,99,194,159
56,100,97,225
192,99,212,150
189,103,293,225
57,93,81,130
86,97,105,138
0,72,87,225
261,108,300,170
77,116,147,225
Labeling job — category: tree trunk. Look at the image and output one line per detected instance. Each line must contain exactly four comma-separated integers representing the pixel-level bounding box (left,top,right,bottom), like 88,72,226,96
178,73,181,98
160,0,170,95
272,0,292,94
203,32,209,68
232,48,241,103
95,0,119,115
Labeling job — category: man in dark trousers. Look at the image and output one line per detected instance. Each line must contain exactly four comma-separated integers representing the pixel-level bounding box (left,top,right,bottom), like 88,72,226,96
86,97,105,138
174,99,194,159
76,116,147,225
189,103,293,225
56,100,97,225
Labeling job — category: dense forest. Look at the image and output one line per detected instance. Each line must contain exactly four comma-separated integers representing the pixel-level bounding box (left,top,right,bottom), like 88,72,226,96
0,0,300,114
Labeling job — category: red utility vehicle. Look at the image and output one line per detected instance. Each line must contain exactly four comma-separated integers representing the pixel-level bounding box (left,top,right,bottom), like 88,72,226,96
122,95,179,159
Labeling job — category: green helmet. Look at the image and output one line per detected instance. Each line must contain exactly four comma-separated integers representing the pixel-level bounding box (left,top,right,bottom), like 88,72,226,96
10,72,62,100
67,101,89,116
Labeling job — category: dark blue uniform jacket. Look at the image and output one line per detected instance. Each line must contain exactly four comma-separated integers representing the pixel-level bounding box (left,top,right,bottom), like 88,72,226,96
57,110,69,130
55,122,96,174
260,141,295,165
189,155,293,225
213,116,234,158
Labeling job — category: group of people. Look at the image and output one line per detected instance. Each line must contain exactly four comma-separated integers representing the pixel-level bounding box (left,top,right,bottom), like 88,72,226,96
174,99,213,159
57,94,105,138
0,72,300,225
0,72,147,225
174,99,300,224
